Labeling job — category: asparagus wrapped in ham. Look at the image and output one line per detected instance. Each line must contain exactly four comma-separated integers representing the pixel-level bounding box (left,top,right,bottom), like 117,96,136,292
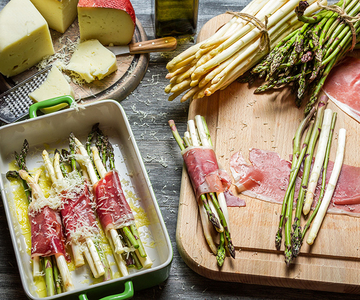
7,140,74,296
169,116,236,267
73,125,152,275
19,170,74,293
42,148,111,280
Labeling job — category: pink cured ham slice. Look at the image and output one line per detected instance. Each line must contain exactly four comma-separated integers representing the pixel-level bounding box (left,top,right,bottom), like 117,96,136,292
94,170,134,234
182,146,230,201
223,190,246,207
230,148,360,217
230,149,297,203
61,182,99,243
29,206,68,259
323,56,360,122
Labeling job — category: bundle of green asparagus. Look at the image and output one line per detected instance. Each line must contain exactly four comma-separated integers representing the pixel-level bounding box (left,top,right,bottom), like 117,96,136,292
244,0,360,114
276,96,346,265
165,0,324,102
169,116,234,267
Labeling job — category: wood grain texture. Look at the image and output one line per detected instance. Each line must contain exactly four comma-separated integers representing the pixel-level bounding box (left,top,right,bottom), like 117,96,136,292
177,13,360,293
1,0,360,299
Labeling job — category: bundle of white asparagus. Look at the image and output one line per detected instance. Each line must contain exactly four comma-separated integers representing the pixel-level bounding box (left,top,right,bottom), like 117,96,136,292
165,0,326,102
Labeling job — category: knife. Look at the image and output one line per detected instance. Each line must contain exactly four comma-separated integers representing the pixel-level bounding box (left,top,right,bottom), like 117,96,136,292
106,37,177,56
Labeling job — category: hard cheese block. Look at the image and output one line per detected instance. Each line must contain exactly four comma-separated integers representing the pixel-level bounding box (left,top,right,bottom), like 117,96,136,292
78,0,136,45
0,0,54,77
30,0,79,33
66,39,117,83
29,66,75,113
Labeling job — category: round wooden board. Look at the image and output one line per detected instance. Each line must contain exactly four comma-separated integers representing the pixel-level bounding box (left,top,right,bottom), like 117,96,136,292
1,18,149,103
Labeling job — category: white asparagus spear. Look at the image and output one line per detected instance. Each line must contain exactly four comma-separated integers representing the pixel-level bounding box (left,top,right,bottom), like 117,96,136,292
73,136,132,273
27,169,43,277
18,170,74,291
91,144,153,268
56,255,75,291
184,129,219,252
303,109,333,215
191,0,296,79
188,120,225,232
47,151,105,276
188,120,201,146
51,151,85,267
107,235,129,277
42,150,57,184
71,243,85,267
307,128,346,245
91,146,125,255
83,247,99,278
86,238,105,276
74,137,98,185
195,115,231,231
110,226,125,254
92,146,107,178
32,257,42,277
198,203,218,255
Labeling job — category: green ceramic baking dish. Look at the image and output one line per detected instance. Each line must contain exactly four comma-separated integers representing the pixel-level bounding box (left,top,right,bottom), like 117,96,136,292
0,98,173,299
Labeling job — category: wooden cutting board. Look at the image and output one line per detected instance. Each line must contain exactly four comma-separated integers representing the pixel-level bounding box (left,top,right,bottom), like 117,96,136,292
177,14,360,293
0,18,149,102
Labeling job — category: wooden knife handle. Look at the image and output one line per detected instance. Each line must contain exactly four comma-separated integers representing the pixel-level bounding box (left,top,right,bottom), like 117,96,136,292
129,37,177,54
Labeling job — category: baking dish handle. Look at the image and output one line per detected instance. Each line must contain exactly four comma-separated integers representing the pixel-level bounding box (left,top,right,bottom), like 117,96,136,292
78,280,134,300
28,95,76,118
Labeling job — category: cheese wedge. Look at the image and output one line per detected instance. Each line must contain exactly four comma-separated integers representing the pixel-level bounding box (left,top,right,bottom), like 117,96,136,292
29,66,75,113
0,0,54,77
66,39,117,83
30,0,79,33
78,0,136,45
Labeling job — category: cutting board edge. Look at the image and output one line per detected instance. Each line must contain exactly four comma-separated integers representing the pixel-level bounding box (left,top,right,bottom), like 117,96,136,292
175,246,360,295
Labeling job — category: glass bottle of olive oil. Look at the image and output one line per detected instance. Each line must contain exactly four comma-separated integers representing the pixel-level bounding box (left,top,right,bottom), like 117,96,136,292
154,0,199,37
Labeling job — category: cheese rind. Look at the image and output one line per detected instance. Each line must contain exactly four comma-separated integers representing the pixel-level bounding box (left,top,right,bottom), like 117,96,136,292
30,0,79,33
0,0,55,77
29,66,75,114
66,39,118,83
78,0,136,45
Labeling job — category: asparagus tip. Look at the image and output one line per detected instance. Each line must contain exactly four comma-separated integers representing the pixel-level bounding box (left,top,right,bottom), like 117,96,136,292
227,242,236,259
291,223,302,258
284,246,293,266
216,247,226,267
6,170,19,180
275,229,282,251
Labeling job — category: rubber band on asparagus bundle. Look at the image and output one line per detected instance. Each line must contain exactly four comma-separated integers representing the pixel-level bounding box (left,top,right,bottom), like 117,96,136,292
226,11,270,53
316,0,360,51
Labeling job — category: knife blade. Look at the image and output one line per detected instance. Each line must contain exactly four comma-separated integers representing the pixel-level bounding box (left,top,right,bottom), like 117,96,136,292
106,37,177,56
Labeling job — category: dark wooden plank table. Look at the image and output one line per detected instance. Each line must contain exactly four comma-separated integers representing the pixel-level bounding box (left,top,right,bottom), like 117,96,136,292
0,0,359,299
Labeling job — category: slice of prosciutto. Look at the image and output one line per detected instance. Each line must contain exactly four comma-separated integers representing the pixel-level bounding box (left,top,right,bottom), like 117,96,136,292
28,205,68,259
230,148,360,217
94,170,135,234
323,56,360,122
182,146,245,206
182,146,228,199
61,182,99,244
